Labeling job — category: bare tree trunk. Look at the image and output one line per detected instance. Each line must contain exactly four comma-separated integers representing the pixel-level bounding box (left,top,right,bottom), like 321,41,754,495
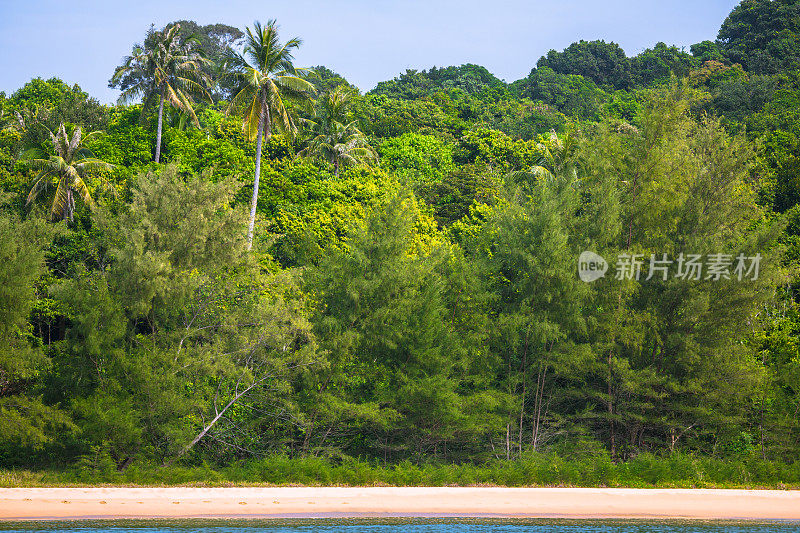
247,94,270,250
608,269,627,459
334,158,339,178
761,350,766,460
505,423,510,460
609,350,615,458
532,366,541,450
155,88,165,163
64,188,74,222
532,362,547,451
668,423,695,453
518,333,529,458
163,378,262,467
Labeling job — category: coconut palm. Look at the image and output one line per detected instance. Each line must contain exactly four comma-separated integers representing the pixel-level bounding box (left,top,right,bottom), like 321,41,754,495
223,19,316,249
300,87,376,177
300,120,376,177
307,85,354,132
23,124,113,221
506,129,578,185
110,23,211,163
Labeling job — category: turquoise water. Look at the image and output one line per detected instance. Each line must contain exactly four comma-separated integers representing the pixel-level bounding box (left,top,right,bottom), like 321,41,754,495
1,519,799,532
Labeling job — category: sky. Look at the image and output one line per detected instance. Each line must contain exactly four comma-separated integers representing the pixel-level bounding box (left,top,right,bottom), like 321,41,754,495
0,0,741,104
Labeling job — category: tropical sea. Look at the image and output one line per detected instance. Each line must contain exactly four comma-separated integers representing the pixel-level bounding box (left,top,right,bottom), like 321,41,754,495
1,519,799,532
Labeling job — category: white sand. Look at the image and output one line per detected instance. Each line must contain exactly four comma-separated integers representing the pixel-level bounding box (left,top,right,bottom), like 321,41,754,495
1,487,799,520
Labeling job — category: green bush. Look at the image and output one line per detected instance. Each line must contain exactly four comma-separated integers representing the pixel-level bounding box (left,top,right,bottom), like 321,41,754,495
2,452,800,488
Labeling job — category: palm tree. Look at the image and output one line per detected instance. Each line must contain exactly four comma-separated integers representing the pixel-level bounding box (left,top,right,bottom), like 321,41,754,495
24,124,113,221
110,23,211,163
300,119,376,178
300,87,376,177
309,85,354,131
223,20,316,249
506,129,577,185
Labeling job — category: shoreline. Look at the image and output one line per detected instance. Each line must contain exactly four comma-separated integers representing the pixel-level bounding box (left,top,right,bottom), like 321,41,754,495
2,487,800,521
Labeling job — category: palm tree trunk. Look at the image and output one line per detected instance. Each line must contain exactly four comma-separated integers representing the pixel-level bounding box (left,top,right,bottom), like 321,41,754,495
247,93,269,249
64,188,74,222
334,158,340,178
154,87,165,163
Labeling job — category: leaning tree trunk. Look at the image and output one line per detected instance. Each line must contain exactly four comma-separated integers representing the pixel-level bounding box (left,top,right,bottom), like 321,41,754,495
154,87,165,163
162,376,266,468
246,93,270,249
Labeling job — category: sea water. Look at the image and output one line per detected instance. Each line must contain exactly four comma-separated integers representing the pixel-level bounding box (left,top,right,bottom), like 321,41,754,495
1,519,799,532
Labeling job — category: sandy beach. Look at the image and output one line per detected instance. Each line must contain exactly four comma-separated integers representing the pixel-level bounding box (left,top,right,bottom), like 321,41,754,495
1,487,799,521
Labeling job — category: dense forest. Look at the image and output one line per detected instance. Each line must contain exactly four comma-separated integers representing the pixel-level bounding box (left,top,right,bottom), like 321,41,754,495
1,0,800,483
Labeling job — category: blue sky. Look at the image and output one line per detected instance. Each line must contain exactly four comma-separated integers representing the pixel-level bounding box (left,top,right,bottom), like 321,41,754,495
0,0,740,103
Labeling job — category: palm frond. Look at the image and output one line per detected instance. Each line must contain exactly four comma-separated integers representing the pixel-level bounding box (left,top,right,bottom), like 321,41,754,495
69,172,95,210
26,171,55,205
226,83,258,117
67,127,82,157
117,84,148,106
273,75,316,95
74,158,114,174
112,22,210,118
23,118,113,219
242,93,263,141
50,177,70,219
267,84,297,137
21,146,49,161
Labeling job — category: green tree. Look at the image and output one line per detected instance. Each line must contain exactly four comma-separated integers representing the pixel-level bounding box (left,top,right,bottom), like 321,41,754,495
455,127,537,172
472,171,592,457
110,23,211,163
306,192,498,460
371,64,505,99
0,208,74,460
630,42,698,88
300,120,376,177
8,78,107,135
378,132,454,183
506,129,578,183
415,164,501,227
717,0,800,74
223,19,316,248
300,87,376,177
353,94,461,139
578,82,782,456
518,67,608,120
169,20,244,101
691,40,727,64
537,40,631,91
56,166,316,466
23,124,113,221
307,66,357,94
